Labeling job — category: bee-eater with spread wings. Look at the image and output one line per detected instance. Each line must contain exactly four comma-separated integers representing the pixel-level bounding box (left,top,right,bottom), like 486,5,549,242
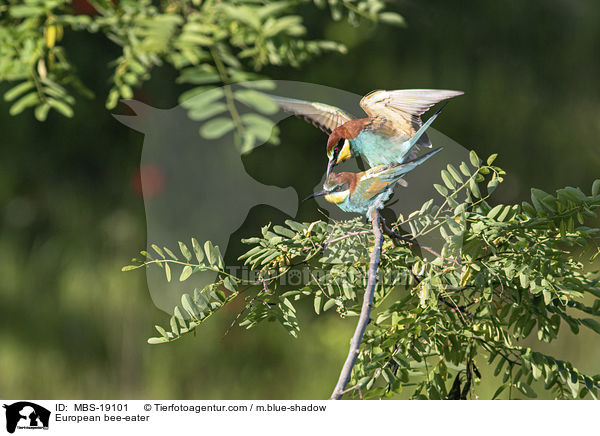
270,89,462,177
305,148,443,217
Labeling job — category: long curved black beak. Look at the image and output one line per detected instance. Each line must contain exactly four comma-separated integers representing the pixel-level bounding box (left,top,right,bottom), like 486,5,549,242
325,159,336,180
303,190,328,202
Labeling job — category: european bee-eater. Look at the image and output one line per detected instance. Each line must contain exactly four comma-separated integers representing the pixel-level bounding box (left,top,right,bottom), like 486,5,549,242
270,89,463,177
305,148,443,217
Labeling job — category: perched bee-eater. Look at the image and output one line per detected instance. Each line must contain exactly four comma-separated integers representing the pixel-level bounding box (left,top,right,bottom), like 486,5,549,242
271,89,462,177
305,148,443,217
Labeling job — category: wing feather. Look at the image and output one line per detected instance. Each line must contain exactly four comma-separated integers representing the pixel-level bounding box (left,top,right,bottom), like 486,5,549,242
361,89,463,119
363,178,392,198
360,89,463,142
268,95,354,134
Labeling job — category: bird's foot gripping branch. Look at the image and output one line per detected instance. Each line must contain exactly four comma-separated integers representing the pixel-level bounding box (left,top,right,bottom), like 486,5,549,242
124,151,600,400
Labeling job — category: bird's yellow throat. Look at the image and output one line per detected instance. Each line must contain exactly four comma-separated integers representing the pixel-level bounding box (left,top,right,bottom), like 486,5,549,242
336,140,352,163
324,190,349,204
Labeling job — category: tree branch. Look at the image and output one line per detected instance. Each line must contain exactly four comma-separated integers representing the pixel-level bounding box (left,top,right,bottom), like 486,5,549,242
330,209,384,400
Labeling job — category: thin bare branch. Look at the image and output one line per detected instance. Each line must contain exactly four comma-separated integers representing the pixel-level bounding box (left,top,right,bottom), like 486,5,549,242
330,209,384,400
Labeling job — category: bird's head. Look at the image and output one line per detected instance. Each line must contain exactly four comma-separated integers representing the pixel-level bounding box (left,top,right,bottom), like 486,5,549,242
326,135,353,179
304,172,354,205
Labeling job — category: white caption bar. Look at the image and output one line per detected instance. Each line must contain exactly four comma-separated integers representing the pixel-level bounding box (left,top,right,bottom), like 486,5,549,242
0,400,590,436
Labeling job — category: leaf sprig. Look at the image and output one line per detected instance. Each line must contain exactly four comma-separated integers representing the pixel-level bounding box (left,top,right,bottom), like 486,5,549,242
1,0,404,151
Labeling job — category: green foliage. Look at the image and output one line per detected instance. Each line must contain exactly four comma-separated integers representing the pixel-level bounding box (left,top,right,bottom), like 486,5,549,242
123,238,238,344
0,0,403,151
0,0,91,120
125,152,600,399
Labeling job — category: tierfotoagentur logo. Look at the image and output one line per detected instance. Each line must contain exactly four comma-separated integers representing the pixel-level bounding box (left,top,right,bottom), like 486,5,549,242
2,402,50,434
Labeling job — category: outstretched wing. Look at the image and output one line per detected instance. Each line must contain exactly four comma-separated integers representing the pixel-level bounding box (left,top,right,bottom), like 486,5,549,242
360,89,463,145
361,89,463,123
268,95,354,134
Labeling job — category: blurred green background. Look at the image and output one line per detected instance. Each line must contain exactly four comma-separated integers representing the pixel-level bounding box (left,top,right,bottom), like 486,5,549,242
1,0,599,399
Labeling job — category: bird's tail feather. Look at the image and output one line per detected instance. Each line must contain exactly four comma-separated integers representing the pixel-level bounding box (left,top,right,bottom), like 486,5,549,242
397,147,444,176
365,147,444,182
407,103,446,150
